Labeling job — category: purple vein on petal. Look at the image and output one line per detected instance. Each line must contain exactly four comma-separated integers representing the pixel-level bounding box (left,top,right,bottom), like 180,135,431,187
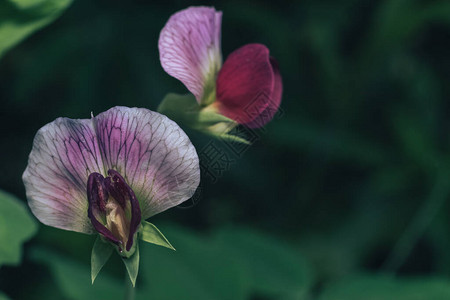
23,106,201,234
23,118,105,234
93,107,201,220
159,6,223,103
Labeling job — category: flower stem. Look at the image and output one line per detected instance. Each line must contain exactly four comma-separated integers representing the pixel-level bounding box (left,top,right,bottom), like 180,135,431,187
125,274,135,300
381,171,450,272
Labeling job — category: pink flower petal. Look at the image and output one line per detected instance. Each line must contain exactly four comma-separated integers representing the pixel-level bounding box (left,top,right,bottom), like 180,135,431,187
159,6,222,103
244,57,283,128
216,43,282,127
23,107,200,233
94,107,200,220
23,118,104,233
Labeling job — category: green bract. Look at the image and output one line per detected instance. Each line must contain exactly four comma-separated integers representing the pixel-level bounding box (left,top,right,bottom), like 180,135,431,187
90,222,176,286
31,225,313,299
158,93,250,144
90,236,113,284
122,243,139,287
140,221,175,251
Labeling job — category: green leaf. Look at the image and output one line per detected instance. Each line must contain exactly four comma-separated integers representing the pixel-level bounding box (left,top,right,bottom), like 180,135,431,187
140,225,247,300
214,227,313,298
139,224,313,300
31,224,312,300
122,243,139,287
8,0,48,9
91,236,113,284
318,274,450,300
0,291,11,300
392,110,438,171
0,189,37,267
0,0,73,59
30,247,123,299
140,221,175,250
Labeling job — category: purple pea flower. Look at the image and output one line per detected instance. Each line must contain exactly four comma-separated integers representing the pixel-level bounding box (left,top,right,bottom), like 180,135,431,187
159,6,282,129
23,107,200,257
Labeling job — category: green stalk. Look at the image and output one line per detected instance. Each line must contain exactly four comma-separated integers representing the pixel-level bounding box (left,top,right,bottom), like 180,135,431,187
125,274,135,300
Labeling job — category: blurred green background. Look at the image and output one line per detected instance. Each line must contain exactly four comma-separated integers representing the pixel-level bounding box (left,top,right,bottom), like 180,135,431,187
2,0,450,299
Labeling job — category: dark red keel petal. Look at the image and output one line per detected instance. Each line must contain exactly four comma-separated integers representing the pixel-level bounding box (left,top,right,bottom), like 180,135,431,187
216,43,279,126
107,170,141,252
244,57,282,128
87,173,121,246
126,189,141,251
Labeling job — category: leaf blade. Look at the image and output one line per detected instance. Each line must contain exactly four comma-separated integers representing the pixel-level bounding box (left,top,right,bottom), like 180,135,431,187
0,190,37,267
0,0,73,59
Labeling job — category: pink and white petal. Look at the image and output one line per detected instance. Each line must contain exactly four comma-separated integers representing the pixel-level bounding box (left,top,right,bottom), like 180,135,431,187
94,107,200,220
244,57,283,128
216,43,274,125
23,118,104,234
159,6,222,103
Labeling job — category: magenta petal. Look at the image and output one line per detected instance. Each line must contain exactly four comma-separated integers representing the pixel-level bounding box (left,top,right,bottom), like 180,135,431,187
23,118,104,233
216,43,280,126
159,6,222,103
94,107,200,220
243,57,283,128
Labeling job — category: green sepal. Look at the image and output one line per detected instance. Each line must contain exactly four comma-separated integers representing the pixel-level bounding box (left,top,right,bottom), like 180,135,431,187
200,119,250,144
140,221,175,251
157,93,200,126
158,93,251,144
122,242,140,287
196,110,234,126
119,231,139,259
214,133,251,145
91,236,113,284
